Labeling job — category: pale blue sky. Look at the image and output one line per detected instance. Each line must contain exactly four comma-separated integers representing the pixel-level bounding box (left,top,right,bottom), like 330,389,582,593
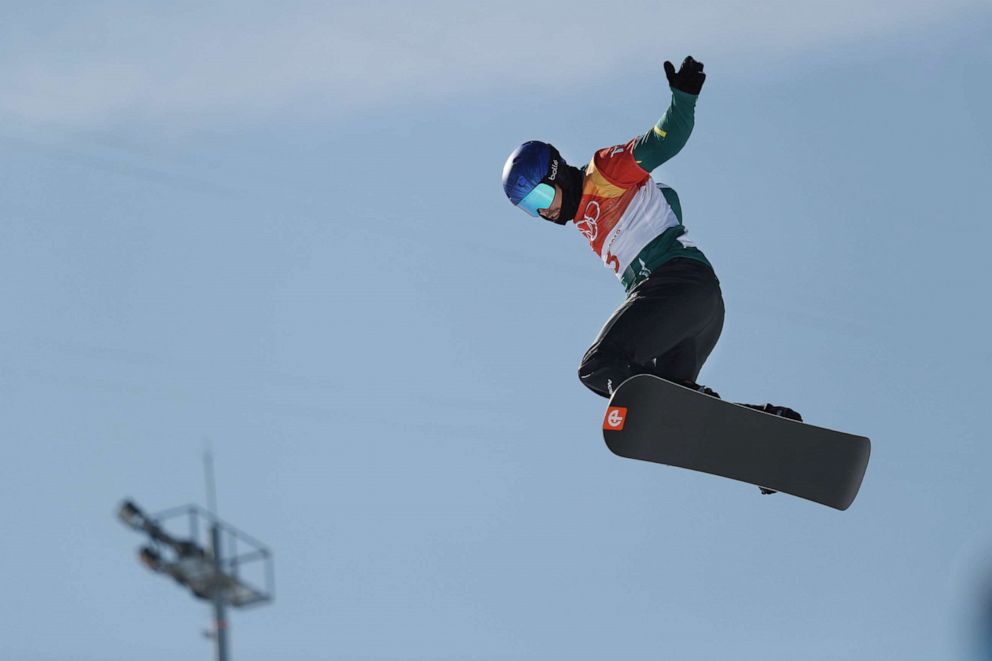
1,2,991,660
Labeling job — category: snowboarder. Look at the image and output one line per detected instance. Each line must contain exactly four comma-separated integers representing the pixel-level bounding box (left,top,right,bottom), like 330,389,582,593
501,56,800,425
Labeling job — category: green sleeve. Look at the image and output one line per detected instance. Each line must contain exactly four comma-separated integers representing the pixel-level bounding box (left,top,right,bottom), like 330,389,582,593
632,88,698,173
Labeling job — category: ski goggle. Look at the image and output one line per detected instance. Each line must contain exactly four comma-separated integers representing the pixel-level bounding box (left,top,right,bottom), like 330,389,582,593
516,182,556,217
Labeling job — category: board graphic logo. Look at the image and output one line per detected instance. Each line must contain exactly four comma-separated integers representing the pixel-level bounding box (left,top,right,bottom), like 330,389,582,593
603,406,628,431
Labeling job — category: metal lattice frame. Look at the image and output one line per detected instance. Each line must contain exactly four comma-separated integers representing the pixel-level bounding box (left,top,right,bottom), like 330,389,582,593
139,504,274,608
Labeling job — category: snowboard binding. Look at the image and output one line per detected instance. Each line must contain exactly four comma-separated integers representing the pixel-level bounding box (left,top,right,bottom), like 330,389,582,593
739,403,803,422
743,404,804,496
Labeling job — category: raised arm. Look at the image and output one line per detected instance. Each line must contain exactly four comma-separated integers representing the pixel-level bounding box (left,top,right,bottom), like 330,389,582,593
632,57,706,173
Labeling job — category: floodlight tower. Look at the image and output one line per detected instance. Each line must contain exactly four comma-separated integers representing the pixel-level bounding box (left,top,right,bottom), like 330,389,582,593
116,453,273,661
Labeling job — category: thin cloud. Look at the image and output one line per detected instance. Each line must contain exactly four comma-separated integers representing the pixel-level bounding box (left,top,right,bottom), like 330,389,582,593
0,0,983,127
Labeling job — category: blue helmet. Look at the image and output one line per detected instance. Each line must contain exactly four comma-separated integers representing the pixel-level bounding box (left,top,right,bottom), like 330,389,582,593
502,141,562,217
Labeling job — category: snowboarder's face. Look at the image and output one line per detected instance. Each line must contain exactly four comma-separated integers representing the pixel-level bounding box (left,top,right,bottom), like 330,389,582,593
537,184,563,222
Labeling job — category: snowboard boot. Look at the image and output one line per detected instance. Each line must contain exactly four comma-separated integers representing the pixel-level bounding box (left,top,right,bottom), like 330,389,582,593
739,403,804,495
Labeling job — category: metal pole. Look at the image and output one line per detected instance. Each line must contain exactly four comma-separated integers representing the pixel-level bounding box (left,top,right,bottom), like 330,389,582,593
204,445,219,518
210,522,229,661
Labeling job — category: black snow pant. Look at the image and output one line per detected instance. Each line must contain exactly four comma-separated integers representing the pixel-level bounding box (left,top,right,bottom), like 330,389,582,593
578,258,725,398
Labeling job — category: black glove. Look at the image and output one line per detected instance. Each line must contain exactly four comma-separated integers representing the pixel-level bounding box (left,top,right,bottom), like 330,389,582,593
664,56,706,95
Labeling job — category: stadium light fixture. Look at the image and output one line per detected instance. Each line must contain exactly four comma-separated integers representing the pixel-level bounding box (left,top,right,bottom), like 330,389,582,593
116,497,274,661
117,500,147,531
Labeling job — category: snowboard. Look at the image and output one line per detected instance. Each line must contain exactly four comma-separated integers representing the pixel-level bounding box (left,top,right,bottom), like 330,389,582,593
602,375,870,510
